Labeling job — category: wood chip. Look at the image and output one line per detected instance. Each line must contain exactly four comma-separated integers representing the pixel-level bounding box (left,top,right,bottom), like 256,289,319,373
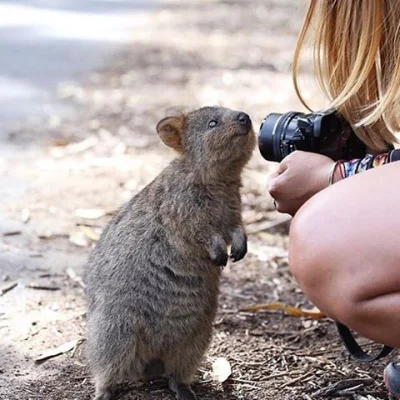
35,338,85,363
211,357,232,383
0,281,18,296
240,303,326,320
79,225,100,242
21,208,31,224
69,232,89,247
65,136,98,154
75,208,106,220
66,268,86,289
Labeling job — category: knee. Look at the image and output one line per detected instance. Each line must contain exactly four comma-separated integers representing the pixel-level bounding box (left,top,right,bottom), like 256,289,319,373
289,204,327,297
288,200,358,323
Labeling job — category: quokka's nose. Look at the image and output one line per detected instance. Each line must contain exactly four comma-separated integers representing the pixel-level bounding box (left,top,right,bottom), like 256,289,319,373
236,112,251,126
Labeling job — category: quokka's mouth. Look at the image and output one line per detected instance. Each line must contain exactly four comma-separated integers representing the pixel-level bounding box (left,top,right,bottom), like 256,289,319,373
234,125,254,137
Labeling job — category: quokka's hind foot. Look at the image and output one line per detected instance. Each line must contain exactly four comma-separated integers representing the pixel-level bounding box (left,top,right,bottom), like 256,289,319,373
169,378,197,400
94,387,114,400
144,359,165,380
93,371,117,400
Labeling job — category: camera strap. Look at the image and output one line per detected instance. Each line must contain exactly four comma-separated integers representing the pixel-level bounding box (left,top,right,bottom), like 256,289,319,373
336,322,394,362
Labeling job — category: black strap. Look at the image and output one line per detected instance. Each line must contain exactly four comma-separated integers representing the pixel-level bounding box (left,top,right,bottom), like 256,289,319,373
388,148,400,163
336,322,393,362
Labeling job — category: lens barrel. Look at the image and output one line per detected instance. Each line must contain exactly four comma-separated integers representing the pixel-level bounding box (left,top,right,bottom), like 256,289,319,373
258,112,301,162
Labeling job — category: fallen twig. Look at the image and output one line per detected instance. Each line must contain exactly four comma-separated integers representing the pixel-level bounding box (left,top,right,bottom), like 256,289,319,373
280,371,314,389
26,283,60,291
260,370,303,381
0,281,18,295
3,230,22,236
35,338,85,363
335,383,364,396
240,302,326,320
247,216,292,234
66,268,86,288
311,378,374,398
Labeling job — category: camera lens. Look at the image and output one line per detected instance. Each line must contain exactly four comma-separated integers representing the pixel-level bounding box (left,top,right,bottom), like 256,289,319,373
258,109,367,162
258,112,301,162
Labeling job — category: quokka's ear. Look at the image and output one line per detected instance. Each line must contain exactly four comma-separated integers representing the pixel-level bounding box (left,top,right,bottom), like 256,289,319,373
156,115,185,151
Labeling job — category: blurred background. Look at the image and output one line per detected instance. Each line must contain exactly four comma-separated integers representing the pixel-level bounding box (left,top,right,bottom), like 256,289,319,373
0,0,157,128
0,1,387,400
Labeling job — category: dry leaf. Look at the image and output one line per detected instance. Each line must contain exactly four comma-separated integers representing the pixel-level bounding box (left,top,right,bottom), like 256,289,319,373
75,208,106,220
35,338,85,363
51,138,71,147
79,225,100,242
211,357,232,383
240,303,326,320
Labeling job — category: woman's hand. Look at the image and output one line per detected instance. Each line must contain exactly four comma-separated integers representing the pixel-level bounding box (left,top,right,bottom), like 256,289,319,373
269,151,339,216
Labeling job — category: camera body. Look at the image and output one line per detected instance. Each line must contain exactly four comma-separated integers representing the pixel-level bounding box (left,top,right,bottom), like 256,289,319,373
258,109,366,162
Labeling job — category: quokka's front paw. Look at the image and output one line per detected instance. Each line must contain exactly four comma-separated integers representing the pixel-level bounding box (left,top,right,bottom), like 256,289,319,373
229,228,247,262
210,249,228,267
208,234,228,267
230,240,247,262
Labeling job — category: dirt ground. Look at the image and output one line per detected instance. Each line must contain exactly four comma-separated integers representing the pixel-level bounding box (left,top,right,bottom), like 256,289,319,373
0,1,395,399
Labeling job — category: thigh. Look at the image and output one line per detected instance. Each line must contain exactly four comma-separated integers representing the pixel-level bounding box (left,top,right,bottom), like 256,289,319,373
289,161,400,321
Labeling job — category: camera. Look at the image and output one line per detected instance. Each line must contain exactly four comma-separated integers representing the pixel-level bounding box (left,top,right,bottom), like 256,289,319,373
258,109,366,162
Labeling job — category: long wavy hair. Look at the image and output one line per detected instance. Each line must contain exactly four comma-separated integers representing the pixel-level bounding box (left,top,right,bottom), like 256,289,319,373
293,0,400,150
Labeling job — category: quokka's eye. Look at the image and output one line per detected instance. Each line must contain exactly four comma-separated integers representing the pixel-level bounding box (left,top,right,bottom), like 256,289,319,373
208,120,218,129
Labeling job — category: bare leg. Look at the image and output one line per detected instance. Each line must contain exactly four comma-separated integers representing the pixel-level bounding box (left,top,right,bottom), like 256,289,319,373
289,162,400,347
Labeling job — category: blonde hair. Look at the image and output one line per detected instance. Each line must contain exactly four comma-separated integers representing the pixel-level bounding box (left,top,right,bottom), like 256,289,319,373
293,0,400,151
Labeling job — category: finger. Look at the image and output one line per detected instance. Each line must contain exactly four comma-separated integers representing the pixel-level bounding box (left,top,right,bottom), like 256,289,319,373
274,201,294,216
276,158,289,174
274,200,282,212
269,171,279,180
268,166,289,194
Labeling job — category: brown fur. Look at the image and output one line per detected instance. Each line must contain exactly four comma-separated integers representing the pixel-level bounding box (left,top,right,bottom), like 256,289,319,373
84,106,255,400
